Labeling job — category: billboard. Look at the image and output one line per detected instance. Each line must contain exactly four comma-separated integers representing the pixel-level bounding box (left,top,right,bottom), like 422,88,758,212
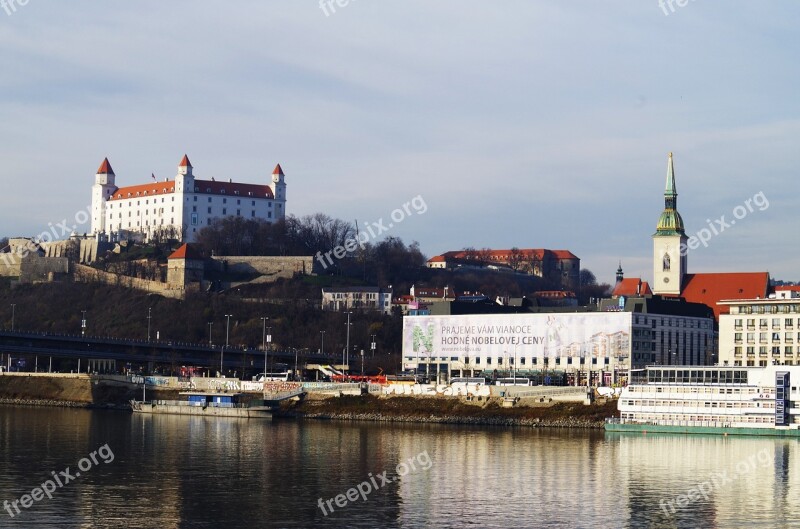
403,312,631,360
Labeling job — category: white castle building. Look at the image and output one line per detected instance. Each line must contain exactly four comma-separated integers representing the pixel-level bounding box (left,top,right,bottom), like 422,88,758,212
90,155,287,242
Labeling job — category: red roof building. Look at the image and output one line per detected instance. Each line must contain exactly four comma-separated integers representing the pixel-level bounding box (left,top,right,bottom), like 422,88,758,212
425,248,580,288
92,154,287,243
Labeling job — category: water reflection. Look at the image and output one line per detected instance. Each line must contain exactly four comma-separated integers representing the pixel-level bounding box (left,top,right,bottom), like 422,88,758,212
0,406,798,528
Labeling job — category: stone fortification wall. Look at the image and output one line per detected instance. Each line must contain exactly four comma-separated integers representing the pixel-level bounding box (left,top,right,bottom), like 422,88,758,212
73,264,182,299
0,253,22,277
43,238,112,264
20,256,69,283
210,256,317,281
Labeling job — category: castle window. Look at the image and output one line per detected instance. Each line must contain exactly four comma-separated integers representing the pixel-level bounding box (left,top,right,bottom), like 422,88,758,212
221,189,226,194
206,189,211,193
194,187,199,192
222,208,227,215
252,201,256,206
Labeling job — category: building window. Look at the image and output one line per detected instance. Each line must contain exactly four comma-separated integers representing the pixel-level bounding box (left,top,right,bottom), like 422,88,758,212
193,206,197,212
251,211,255,217
236,209,240,216
194,196,198,202
237,199,241,205
208,197,212,203
208,207,212,214
222,208,227,215
223,198,227,204
252,201,256,206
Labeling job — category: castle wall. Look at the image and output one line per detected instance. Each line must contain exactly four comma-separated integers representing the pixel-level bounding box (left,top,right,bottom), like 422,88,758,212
209,256,317,281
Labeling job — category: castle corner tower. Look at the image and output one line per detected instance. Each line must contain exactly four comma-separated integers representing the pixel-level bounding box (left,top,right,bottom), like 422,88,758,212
91,158,117,235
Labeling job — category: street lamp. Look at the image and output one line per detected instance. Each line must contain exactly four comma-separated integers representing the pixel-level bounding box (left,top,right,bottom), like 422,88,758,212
147,307,152,341
261,317,269,378
320,330,326,356
10,304,15,332
81,310,87,337
208,322,213,345
344,312,352,371
222,314,232,376
513,344,518,385
370,334,376,357
225,314,233,347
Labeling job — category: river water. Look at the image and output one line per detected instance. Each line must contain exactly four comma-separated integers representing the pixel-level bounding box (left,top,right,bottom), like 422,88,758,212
0,406,798,528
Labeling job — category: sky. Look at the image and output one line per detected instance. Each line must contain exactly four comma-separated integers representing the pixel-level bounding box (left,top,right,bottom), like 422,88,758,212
1,1,799,285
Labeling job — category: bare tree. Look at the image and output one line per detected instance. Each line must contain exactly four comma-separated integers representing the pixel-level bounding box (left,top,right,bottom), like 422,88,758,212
507,247,524,271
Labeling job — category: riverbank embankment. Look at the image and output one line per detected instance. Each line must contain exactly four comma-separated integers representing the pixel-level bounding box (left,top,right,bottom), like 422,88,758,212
278,394,618,428
0,373,178,410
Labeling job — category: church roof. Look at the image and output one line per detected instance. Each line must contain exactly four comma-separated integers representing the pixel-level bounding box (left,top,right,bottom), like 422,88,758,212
612,278,653,298
680,272,770,319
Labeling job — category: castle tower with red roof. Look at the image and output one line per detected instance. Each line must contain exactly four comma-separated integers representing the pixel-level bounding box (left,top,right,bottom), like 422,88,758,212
91,158,118,236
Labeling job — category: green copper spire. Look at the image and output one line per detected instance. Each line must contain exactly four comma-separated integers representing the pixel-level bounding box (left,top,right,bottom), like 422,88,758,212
665,151,676,195
654,152,685,236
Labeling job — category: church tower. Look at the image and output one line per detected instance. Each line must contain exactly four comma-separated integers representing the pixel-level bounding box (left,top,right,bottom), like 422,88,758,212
91,158,117,236
652,152,688,295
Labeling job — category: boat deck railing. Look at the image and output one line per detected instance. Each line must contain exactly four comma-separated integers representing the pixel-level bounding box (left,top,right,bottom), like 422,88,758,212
605,417,774,429
144,400,255,409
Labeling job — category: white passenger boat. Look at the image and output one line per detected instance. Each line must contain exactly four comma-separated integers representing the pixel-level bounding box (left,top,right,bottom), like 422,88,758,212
606,365,800,436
